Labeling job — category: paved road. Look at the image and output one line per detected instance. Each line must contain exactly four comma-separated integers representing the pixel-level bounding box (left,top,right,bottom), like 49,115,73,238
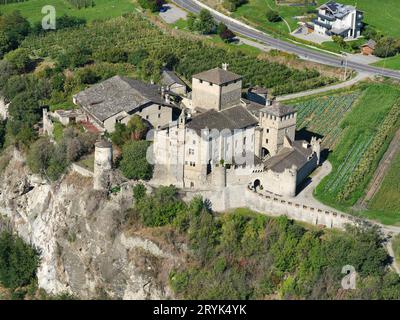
172,0,400,80
277,72,370,101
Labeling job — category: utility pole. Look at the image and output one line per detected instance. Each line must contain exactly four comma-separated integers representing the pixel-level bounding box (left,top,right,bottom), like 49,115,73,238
341,51,348,81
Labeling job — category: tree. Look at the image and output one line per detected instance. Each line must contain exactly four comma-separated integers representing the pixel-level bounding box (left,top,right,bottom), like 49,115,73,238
374,37,400,58
0,11,31,58
197,9,217,35
119,140,153,180
27,137,55,175
0,231,39,290
266,10,281,22
5,48,32,73
128,49,149,66
138,0,165,12
332,35,347,49
218,23,236,42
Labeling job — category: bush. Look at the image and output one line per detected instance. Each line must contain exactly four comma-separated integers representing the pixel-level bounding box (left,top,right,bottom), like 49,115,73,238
119,140,153,180
5,48,32,73
0,231,40,290
135,185,186,227
266,10,281,23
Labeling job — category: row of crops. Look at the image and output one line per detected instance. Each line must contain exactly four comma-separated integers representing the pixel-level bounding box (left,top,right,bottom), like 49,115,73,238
67,0,95,9
291,92,361,149
311,84,400,209
20,13,335,95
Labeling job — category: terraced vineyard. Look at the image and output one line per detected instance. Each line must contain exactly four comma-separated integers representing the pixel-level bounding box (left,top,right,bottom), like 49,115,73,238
291,92,361,149
313,84,400,211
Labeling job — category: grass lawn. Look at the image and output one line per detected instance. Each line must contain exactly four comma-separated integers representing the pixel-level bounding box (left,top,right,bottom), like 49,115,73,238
313,83,400,212
393,234,400,260
372,55,400,71
231,0,311,34
362,149,400,226
339,0,400,38
0,0,137,23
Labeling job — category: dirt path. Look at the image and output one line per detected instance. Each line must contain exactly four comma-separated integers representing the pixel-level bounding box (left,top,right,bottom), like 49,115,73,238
277,72,371,101
357,128,400,208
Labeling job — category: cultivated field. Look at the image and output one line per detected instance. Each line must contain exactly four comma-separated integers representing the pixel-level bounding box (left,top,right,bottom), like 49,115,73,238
290,83,400,218
0,0,137,23
313,84,400,212
365,150,400,225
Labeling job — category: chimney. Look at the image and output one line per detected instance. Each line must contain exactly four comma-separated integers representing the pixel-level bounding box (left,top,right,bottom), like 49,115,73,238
222,63,229,71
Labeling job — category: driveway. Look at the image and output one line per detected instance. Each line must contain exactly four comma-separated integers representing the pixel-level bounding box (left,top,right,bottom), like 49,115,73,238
159,4,187,24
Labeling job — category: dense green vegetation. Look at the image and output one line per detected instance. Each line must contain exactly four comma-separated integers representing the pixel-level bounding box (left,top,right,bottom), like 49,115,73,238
119,140,153,180
0,231,39,293
20,13,334,95
393,235,400,262
373,55,400,71
27,128,97,181
138,0,165,13
129,188,400,299
0,0,137,23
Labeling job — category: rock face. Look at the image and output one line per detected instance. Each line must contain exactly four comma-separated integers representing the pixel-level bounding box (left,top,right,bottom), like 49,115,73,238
0,149,180,299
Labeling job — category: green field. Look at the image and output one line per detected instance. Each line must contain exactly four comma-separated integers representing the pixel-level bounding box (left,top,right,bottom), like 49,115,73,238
372,55,400,71
363,150,400,225
0,0,137,23
299,84,400,214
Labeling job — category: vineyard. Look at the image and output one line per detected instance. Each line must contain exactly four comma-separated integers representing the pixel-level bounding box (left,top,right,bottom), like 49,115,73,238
314,84,400,210
0,0,28,4
20,13,335,95
291,92,360,149
67,0,95,9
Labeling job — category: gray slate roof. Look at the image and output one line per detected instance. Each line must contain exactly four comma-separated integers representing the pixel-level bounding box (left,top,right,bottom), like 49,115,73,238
73,76,168,122
161,70,186,87
193,68,242,85
242,99,295,117
362,39,376,49
264,140,313,173
187,105,258,134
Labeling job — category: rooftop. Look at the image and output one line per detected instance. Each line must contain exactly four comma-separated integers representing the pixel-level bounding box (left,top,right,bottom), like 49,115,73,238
319,1,357,19
242,99,295,118
193,67,242,85
161,69,187,88
264,140,313,173
73,76,170,122
186,105,258,134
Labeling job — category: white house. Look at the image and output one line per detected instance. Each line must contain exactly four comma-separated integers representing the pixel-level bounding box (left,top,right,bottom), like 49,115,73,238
313,1,363,39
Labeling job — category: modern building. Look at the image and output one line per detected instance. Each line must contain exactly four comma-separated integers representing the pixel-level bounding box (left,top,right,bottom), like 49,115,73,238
313,1,363,39
73,76,177,133
153,66,321,197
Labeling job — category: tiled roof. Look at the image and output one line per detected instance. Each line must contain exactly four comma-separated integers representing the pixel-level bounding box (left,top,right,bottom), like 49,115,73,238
73,76,169,122
264,140,314,172
193,68,242,85
186,105,258,134
161,69,186,87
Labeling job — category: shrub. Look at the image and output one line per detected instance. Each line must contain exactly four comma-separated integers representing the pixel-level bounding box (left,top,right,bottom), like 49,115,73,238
266,10,281,23
119,140,153,180
0,231,40,290
5,48,32,73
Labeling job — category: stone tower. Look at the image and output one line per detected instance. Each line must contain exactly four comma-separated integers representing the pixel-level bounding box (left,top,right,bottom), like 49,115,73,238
258,103,297,157
191,65,243,112
93,140,113,191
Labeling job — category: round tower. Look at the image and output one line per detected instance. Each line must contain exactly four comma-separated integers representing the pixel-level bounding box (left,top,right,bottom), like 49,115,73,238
93,140,113,191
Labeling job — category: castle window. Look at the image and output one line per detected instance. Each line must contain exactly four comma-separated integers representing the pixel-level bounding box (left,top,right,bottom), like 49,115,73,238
199,80,203,84
190,182,194,188
193,140,196,145
266,129,269,133
158,105,161,110
209,82,213,86
158,114,161,118
189,148,194,155
243,137,246,145
266,139,269,143
146,115,149,120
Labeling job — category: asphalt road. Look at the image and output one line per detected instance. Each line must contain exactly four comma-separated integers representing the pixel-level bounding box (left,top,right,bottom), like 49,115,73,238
172,0,400,80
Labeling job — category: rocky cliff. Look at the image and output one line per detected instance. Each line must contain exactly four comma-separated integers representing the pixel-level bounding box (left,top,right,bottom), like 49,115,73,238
0,148,182,299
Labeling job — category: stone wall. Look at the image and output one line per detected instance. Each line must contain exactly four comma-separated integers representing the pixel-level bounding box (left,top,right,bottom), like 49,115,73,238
70,163,94,178
183,185,359,230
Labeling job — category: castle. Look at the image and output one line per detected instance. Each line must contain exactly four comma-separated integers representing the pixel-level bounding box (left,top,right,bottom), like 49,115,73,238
153,65,321,197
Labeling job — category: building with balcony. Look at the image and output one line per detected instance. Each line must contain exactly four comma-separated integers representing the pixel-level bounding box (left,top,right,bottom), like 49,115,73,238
313,1,363,39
